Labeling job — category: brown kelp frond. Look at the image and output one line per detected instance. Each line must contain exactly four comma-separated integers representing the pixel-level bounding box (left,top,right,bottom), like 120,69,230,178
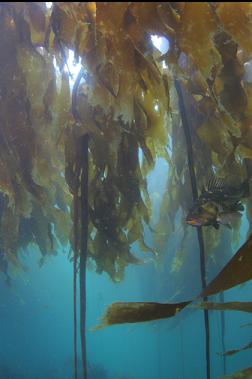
200,234,252,297
97,234,252,327
1,2,252,281
0,2,171,280
220,341,252,357
197,302,252,314
241,323,252,329
222,366,252,379
2,5,252,375
96,301,190,328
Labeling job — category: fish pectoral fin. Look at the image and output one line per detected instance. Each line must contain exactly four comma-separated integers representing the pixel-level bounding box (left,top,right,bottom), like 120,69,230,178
219,211,242,228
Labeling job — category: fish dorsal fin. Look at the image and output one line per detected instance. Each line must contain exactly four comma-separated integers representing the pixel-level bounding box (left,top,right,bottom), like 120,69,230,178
206,175,225,192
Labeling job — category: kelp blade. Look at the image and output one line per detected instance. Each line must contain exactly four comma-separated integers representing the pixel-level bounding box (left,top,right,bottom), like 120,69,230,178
220,341,252,357
200,234,252,297
1,1,252,289
223,366,252,379
99,234,252,327
97,301,190,328
197,301,252,314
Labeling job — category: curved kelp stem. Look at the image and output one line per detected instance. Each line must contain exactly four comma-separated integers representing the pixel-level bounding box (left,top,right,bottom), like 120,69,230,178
174,79,211,379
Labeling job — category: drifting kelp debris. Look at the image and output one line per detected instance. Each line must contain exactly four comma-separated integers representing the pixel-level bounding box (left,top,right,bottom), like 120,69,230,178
1,2,252,281
98,233,252,327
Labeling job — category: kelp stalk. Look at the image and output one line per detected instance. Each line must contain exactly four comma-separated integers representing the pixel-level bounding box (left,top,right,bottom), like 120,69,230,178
73,181,81,379
219,292,227,376
72,69,89,379
73,202,78,379
79,134,89,379
174,79,211,379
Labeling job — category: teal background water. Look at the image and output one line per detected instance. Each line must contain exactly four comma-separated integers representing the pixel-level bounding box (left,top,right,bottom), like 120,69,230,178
0,159,252,379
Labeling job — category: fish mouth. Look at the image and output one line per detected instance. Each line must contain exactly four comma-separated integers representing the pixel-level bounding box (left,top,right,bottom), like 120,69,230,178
186,217,203,227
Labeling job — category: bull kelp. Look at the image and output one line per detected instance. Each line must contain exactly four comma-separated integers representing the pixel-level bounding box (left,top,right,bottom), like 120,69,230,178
1,2,252,379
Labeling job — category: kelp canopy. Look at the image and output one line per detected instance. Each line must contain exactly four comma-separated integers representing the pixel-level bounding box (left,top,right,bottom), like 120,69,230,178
1,2,252,282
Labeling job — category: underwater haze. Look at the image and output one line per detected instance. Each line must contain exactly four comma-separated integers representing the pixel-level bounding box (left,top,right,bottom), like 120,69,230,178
1,3,252,379
1,159,252,379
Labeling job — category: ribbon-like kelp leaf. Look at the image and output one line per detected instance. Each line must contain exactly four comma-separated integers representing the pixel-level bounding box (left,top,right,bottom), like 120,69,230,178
197,302,252,314
97,234,252,327
1,2,252,285
217,3,252,56
220,341,252,357
1,12,252,379
241,323,252,329
96,301,190,329
200,234,252,297
178,3,221,78
223,366,252,379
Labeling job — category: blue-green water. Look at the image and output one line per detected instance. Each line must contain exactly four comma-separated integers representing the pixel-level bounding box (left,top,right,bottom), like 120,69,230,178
1,161,252,379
